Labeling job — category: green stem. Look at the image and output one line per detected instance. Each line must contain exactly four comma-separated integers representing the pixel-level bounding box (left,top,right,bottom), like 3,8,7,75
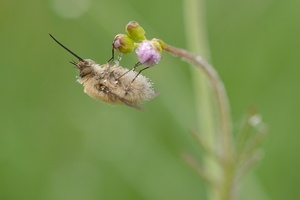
182,1,219,199
162,0,234,199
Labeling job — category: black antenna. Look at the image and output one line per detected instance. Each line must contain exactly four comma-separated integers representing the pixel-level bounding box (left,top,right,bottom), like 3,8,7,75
49,34,84,62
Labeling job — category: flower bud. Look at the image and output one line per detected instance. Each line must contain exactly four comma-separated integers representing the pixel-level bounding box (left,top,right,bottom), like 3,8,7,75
136,40,162,67
113,34,134,54
125,21,146,41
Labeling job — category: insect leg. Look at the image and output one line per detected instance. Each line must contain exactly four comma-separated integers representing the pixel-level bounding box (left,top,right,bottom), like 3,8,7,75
107,44,115,64
131,66,150,83
117,62,141,81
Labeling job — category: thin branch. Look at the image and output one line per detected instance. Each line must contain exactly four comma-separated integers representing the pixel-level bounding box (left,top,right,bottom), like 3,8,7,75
181,151,218,188
240,130,267,161
235,150,264,182
190,130,223,164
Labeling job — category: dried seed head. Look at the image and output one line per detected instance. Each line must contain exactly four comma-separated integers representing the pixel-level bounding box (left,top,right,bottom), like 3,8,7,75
76,61,158,109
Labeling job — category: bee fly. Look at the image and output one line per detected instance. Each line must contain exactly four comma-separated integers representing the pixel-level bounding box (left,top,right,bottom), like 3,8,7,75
49,34,158,110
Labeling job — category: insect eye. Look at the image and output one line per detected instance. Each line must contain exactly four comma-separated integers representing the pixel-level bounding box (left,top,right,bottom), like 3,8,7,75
80,67,92,77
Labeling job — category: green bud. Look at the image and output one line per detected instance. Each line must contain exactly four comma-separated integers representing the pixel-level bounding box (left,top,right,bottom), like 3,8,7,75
150,39,163,53
152,38,167,50
125,21,146,41
113,34,134,54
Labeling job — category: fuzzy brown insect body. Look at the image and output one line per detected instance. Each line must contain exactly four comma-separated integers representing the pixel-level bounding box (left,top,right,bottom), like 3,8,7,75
76,60,157,109
49,34,158,109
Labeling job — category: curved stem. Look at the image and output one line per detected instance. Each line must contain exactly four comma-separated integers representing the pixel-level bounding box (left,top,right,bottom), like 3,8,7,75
163,44,234,200
163,45,232,162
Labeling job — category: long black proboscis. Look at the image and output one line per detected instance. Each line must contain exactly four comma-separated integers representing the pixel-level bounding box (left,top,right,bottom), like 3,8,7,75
49,34,84,62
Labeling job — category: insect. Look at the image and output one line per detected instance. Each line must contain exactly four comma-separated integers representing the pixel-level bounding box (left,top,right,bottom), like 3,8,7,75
49,34,158,110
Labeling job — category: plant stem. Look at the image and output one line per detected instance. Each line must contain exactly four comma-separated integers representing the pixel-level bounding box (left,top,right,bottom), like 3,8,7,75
162,44,232,163
161,0,234,199
182,0,220,199
182,0,232,162
182,0,214,155
163,44,234,199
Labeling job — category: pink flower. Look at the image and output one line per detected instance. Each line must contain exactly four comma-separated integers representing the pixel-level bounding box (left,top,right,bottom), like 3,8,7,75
136,40,162,67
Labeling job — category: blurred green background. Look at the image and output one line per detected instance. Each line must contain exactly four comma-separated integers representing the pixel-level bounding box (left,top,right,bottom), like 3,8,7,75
1,0,299,199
